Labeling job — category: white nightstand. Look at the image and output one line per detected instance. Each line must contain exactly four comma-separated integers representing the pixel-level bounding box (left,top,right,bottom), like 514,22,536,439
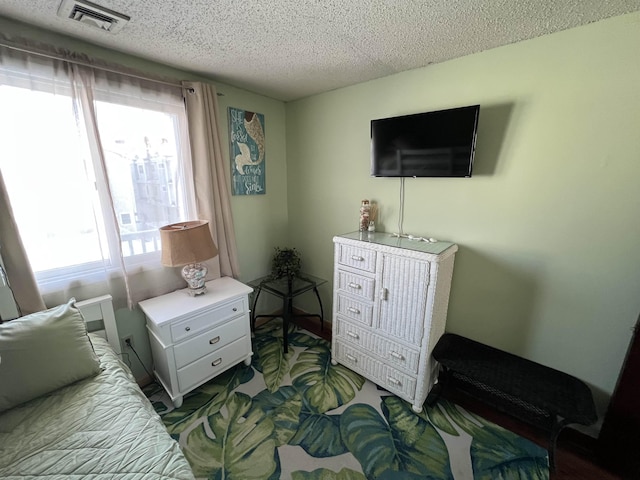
140,276,253,408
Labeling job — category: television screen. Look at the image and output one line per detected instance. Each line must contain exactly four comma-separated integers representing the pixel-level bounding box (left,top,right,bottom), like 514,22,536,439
371,105,480,177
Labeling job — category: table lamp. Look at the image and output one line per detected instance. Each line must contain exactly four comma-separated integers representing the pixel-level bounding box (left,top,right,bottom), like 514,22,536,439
160,220,218,296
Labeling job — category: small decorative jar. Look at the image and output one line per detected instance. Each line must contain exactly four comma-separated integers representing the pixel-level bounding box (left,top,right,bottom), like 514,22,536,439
359,199,371,232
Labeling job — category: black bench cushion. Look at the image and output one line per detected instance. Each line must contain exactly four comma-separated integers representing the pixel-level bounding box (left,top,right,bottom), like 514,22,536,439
432,333,597,426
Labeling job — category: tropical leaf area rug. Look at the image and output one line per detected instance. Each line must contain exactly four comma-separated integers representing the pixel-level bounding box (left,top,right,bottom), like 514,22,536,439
144,319,549,480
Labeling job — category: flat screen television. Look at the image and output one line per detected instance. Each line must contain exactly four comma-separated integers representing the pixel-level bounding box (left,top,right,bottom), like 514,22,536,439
371,105,480,177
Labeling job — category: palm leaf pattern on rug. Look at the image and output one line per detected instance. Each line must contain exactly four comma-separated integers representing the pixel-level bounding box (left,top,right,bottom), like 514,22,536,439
146,319,548,480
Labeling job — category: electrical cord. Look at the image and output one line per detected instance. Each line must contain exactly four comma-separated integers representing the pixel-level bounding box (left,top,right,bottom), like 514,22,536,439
397,177,405,236
124,338,154,380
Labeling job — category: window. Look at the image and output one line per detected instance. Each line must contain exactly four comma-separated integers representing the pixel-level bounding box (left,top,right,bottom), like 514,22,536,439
0,73,195,293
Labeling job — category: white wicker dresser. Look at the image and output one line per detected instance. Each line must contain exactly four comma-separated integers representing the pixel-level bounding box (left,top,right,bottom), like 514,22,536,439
331,231,458,413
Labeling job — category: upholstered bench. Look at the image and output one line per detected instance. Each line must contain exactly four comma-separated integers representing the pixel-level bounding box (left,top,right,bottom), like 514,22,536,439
428,333,597,470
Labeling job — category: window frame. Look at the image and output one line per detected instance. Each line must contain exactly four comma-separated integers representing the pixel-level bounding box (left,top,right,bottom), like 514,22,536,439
0,72,196,294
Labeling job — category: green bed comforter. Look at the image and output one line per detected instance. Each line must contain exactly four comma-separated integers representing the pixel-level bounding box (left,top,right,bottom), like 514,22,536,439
0,335,195,479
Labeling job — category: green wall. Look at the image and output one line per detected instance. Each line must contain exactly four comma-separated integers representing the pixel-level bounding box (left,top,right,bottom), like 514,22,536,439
285,12,640,422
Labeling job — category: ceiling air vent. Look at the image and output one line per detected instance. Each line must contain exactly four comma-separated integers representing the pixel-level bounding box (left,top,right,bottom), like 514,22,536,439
58,0,130,33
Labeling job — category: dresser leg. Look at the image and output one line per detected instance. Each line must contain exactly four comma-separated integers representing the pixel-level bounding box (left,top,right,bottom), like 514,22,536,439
412,404,423,414
173,396,183,408
331,358,338,365
244,356,252,366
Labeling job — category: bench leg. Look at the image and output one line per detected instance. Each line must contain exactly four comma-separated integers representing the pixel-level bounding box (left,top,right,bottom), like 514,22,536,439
426,386,441,408
549,416,569,472
426,366,449,408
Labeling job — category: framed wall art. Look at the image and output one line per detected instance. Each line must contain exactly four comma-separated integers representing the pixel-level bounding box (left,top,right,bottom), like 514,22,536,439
228,107,266,195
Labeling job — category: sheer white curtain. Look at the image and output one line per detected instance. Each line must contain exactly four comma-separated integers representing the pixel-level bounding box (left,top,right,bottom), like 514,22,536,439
0,39,198,308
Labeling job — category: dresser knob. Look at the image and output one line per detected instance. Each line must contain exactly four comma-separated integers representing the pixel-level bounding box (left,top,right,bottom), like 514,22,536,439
185,326,191,332
347,307,360,314
351,255,364,261
348,282,361,290
211,358,222,367
346,354,357,363
347,331,360,340
232,307,238,312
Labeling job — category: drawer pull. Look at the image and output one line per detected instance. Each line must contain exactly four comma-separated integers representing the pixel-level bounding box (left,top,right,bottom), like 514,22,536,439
347,331,360,340
348,282,361,290
390,351,404,361
351,255,364,261
380,288,388,301
211,358,222,367
346,354,357,363
209,336,221,345
232,307,238,312
387,377,401,386
347,307,361,314
185,326,191,332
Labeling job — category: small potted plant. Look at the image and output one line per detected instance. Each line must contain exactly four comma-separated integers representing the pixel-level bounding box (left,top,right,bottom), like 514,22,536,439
271,247,302,279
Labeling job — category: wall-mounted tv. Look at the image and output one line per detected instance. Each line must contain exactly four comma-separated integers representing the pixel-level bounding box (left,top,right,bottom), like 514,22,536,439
371,105,480,178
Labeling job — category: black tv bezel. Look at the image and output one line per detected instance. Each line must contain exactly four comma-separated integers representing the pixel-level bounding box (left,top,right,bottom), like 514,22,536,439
370,104,480,178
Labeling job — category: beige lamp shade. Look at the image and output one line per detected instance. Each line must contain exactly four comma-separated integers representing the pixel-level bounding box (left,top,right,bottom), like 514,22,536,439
160,221,218,267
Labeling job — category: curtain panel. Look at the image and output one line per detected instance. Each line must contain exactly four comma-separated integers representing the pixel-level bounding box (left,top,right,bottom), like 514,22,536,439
183,81,240,279
0,169,45,316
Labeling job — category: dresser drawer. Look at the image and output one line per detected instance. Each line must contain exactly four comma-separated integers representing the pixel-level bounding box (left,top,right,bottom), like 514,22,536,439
177,337,249,392
336,270,376,301
335,317,420,374
173,313,249,369
334,341,417,400
336,294,373,326
337,244,377,273
171,298,245,343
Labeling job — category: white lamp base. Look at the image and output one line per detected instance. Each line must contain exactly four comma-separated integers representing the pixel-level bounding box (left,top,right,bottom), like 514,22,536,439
181,263,208,296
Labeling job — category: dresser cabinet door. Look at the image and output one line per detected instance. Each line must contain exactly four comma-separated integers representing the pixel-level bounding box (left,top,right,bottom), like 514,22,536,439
377,254,430,345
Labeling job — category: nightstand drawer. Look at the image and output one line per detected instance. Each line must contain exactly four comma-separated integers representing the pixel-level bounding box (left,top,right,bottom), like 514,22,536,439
177,337,249,392
171,298,245,343
173,313,248,369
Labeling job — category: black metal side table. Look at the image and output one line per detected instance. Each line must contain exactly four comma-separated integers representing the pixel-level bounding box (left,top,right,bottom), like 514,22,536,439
248,273,327,353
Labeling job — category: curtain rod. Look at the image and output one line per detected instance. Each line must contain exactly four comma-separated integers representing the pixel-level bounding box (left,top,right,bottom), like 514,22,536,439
0,41,224,95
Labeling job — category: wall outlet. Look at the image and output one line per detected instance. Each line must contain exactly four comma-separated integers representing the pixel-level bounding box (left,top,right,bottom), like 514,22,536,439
121,335,134,350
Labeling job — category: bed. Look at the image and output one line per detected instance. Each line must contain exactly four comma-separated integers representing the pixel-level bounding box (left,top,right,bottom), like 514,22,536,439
0,295,195,479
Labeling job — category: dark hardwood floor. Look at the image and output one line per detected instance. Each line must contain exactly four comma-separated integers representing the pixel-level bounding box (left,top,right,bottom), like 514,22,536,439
293,316,621,480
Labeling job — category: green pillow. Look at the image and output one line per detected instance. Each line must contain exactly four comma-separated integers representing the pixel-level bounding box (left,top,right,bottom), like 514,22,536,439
0,298,102,412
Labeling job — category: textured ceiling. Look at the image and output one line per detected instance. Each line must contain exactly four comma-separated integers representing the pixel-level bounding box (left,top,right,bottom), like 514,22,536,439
0,1,638,101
